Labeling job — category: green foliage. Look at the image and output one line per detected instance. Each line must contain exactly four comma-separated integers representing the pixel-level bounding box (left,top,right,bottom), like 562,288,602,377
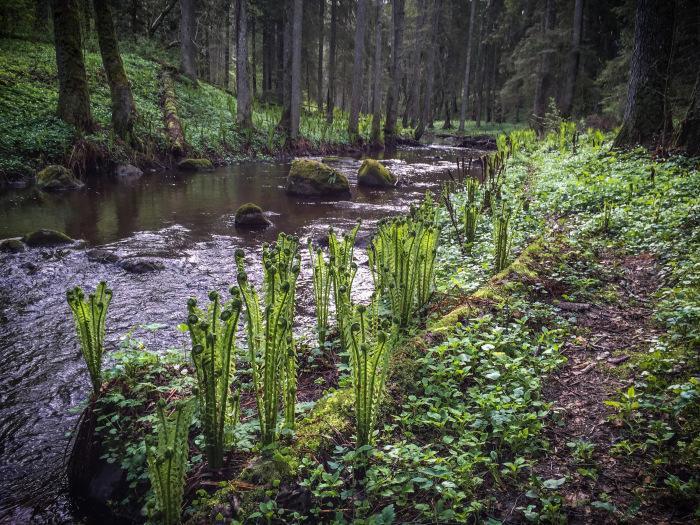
327,223,360,349
146,399,194,525
344,301,398,448
463,178,480,251
236,233,301,445
185,289,242,468
370,195,440,327
66,281,113,395
493,205,513,274
308,242,332,349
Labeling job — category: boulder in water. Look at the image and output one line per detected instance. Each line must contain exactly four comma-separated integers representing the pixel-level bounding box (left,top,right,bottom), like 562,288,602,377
0,238,26,253
36,165,84,191
357,159,396,187
114,164,143,178
119,258,165,274
285,159,350,198
23,229,73,247
177,158,214,172
235,203,271,229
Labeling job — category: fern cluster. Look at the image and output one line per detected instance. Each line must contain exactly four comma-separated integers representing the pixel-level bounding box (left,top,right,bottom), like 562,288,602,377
185,289,242,468
327,223,360,349
66,281,113,395
493,204,513,274
308,242,332,348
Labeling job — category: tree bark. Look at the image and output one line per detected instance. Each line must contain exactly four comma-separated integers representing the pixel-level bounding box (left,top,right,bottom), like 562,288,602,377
35,0,50,32
179,0,197,80
326,0,337,123
236,0,252,127
414,0,436,140
370,0,383,146
532,0,556,133
279,1,292,132
224,0,230,90
348,0,368,140
384,0,405,147
458,0,478,132
614,0,675,148
251,14,257,98
407,0,427,127
50,0,93,132
148,0,177,38
317,0,325,112
93,0,137,140
561,0,584,116
290,0,303,139
673,71,700,155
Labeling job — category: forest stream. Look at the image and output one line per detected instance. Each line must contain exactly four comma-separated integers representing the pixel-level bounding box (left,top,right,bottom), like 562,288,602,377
0,145,480,523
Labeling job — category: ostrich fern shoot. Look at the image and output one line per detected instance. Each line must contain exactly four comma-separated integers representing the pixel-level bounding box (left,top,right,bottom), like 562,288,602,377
66,281,113,395
185,289,242,468
308,242,332,348
327,223,360,348
236,233,301,445
146,399,193,525
464,178,480,251
493,205,513,274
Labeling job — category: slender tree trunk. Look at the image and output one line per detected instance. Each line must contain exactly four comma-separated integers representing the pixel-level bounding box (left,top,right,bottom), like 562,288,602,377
317,0,325,112
443,94,452,128
224,0,231,90
251,14,257,99
561,0,583,116
614,0,675,148
458,0,478,131
50,0,93,131
236,0,252,127
279,1,292,132
532,0,556,133
180,0,197,80
414,0,436,140
370,0,383,146
348,0,368,140
384,0,405,147
93,0,137,140
674,71,700,155
290,0,303,139
325,0,337,123
408,0,426,127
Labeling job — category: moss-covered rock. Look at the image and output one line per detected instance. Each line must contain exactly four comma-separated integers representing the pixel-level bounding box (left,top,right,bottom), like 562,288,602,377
285,159,351,198
22,229,73,247
36,165,84,191
177,158,214,172
0,238,26,253
234,203,271,229
357,159,397,187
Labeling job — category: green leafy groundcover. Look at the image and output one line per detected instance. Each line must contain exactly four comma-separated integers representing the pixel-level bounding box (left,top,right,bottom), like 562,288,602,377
76,132,698,524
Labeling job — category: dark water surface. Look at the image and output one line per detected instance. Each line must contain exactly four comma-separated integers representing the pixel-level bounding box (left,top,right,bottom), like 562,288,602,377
0,146,478,522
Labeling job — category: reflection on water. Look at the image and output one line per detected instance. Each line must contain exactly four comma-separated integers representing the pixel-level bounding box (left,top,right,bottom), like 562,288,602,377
0,146,479,522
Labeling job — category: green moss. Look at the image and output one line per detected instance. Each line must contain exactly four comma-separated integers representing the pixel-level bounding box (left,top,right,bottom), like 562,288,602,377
429,303,480,332
291,388,354,455
286,159,350,197
234,202,270,227
177,158,214,171
22,229,73,246
357,159,397,187
0,238,25,252
36,164,83,191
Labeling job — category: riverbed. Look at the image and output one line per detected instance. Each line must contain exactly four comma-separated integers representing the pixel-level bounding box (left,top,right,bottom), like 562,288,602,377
0,145,482,522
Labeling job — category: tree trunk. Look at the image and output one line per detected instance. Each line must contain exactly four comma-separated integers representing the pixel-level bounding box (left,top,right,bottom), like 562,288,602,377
279,1,292,132
443,94,452,129
384,0,405,147
180,0,197,80
408,0,427,127
561,0,583,116
236,0,252,127
93,0,137,140
224,0,231,90
458,0,478,132
50,0,93,132
614,0,675,148
532,0,556,133
317,0,325,112
290,0,303,139
370,0,383,146
325,0,338,123
348,0,367,140
35,0,50,32
251,14,257,98
414,0,436,141
673,71,700,155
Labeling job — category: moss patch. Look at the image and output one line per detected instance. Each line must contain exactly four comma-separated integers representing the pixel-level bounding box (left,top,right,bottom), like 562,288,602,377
0,238,25,252
36,165,84,191
234,202,271,228
358,159,396,187
285,159,350,198
22,229,73,247
177,158,214,172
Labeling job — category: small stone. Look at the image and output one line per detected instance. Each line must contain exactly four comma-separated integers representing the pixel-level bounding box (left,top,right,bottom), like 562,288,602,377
0,238,26,253
119,258,165,274
86,249,120,264
36,165,84,191
23,229,73,247
177,158,214,172
234,203,271,229
114,164,143,178
285,159,351,198
357,159,397,187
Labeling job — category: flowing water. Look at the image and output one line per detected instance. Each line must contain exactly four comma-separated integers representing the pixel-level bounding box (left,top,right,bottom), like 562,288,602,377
0,146,480,522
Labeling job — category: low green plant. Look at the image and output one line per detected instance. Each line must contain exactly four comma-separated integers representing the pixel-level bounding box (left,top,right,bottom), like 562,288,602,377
327,223,360,348
345,301,398,448
493,204,513,273
370,196,440,327
185,289,242,468
236,233,301,445
66,281,113,395
601,199,612,232
308,242,332,349
463,178,480,251
146,398,194,525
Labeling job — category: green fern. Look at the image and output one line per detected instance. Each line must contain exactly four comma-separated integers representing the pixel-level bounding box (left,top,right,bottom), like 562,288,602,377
308,241,332,349
66,281,113,395
327,223,360,349
493,204,513,274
